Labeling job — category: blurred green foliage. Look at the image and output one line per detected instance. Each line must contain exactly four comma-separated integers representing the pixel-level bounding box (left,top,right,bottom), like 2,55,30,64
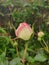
0,0,49,65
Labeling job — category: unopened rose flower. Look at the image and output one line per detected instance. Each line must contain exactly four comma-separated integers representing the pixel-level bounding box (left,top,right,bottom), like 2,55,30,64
38,31,45,41
15,22,33,40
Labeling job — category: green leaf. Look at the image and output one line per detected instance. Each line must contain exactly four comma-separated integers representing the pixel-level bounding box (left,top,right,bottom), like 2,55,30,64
0,52,8,65
0,27,6,34
34,52,47,62
10,57,23,65
27,56,35,63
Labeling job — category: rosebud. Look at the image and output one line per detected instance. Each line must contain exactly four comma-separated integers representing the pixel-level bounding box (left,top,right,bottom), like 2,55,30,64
38,31,45,41
15,22,33,40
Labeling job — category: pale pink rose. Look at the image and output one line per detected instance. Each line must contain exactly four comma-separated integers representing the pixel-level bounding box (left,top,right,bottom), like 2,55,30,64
15,22,33,40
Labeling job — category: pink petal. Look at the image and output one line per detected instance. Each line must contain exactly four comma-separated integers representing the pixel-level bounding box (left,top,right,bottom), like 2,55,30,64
15,22,32,37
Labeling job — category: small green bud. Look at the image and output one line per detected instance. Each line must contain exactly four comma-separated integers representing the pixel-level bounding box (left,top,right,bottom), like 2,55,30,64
13,41,18,47
38,31,45,41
